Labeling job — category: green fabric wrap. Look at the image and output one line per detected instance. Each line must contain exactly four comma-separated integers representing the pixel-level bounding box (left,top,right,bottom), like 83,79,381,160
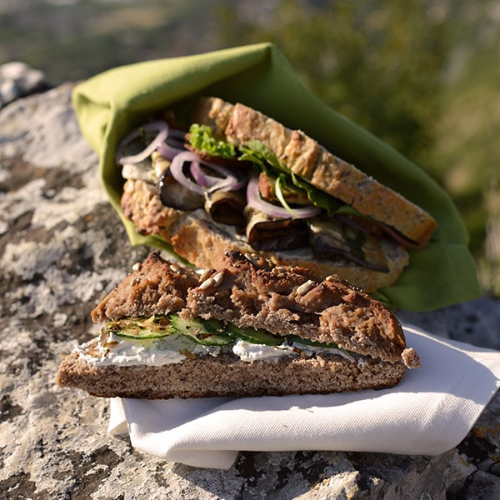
72,42,482,311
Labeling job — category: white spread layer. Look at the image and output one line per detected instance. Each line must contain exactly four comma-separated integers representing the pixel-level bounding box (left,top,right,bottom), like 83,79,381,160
77,333,218,367
77,333,356,367
232,340,355,363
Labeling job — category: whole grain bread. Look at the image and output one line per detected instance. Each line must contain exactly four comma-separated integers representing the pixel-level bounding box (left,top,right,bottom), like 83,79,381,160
91,251,200,324
57,348,406,399
121,178,409,293
191,97,438,246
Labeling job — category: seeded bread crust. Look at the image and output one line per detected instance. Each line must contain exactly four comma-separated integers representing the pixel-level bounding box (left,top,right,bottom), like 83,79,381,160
121,178,409,293
91,252,200,324
57,350,406,399
187,251,416,366
192,97,438,246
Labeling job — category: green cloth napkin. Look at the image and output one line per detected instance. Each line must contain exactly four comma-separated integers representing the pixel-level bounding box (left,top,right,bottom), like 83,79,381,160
72,42,482,311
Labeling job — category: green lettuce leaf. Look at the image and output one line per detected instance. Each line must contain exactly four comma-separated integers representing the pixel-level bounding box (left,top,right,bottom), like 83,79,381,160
188,124,238,159
240,140,345,216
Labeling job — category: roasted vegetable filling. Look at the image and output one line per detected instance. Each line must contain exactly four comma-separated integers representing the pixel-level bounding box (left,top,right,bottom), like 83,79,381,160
117,120,417,271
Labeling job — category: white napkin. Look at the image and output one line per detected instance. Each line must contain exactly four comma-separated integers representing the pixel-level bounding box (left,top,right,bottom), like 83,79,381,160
108,324,500,469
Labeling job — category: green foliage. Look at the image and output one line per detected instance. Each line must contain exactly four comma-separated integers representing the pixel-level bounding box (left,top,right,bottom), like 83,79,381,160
218,0,450,169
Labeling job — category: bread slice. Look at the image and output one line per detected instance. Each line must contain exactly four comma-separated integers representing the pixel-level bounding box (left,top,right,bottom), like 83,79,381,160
90,251,200,323
121,178,409,293
192,97,437,246
57,252,420,400
57,350,406,399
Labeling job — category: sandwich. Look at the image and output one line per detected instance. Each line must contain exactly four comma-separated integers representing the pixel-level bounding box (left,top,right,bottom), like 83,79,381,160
57,251,421,399
117,96,437,293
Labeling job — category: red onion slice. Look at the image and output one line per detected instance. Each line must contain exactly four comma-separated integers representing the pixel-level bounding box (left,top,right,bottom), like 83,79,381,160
190,161,217,188
158,142,185,160
170,150,246,195
380,224,425,249
116,121,169,165
190,160,246,192
246,176,321,219
157,128,187,159
169,151,206,194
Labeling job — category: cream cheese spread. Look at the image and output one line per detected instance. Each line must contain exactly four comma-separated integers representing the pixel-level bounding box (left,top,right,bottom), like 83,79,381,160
77,333,221,367
230,340,355,363
77,332,357,367
232,340,292,362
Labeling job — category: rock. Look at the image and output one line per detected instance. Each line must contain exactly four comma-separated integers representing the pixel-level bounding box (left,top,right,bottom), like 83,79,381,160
1,66,500,498
397,298,500,350
0,61,51,109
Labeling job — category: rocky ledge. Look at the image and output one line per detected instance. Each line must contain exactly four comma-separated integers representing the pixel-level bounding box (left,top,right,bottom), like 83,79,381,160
1,67,500,499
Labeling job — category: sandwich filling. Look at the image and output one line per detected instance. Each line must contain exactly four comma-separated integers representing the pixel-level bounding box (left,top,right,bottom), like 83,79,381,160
116,114,414,276
78,314,365,368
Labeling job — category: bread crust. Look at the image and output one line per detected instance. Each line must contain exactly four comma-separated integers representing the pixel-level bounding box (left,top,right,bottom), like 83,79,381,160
187,251,409,364
91,252,200,324
57,351,406,399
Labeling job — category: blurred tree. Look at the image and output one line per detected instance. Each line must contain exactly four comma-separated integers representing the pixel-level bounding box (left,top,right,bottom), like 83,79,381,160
218,0,450,173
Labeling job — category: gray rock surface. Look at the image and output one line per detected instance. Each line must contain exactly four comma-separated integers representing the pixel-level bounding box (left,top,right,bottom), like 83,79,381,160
0,61,50,109
1,73,500,499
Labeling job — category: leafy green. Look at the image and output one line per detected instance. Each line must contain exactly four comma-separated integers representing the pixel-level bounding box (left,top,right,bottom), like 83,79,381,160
188,127,362,219
239,140,287,173
274,174,300,218
289,171,344,216
240,140,346,216
188,124,238,159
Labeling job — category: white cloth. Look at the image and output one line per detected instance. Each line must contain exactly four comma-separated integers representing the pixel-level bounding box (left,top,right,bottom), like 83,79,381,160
108,324,500,469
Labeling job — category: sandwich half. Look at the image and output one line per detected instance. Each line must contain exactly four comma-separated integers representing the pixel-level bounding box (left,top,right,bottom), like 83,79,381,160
57,251,420,399
118,96,437,293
